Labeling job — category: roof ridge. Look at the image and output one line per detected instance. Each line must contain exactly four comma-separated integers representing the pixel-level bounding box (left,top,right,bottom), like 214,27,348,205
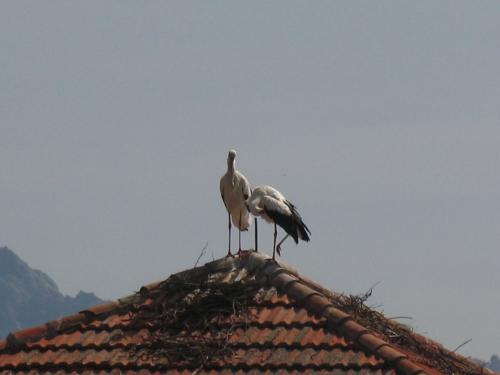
0,291,144,352
0,256,238,352
242,251,491,375
239,251,427,375
0,250,493,375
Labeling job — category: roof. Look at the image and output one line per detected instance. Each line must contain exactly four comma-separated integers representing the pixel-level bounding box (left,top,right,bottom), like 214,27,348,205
0,251,491,375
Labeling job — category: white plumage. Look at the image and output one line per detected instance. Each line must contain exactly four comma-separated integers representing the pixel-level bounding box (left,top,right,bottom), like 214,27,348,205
247,185,310,260
220,150,252,256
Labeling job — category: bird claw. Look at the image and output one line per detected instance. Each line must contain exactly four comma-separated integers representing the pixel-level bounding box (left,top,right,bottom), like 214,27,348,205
238,249,251,257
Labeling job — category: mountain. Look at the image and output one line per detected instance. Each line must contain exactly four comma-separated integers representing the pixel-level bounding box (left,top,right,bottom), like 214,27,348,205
0,246,103,339
488,355,500,371
478,355,500,371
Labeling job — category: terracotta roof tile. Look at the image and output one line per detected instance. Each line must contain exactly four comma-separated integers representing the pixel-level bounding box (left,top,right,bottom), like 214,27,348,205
0,251,491,375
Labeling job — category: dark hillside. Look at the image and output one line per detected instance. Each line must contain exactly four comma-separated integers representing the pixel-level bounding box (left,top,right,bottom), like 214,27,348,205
0,246,103,338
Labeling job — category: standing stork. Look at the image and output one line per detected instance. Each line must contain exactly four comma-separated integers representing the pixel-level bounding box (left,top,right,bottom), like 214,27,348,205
220,150,252,256
246,185,310,260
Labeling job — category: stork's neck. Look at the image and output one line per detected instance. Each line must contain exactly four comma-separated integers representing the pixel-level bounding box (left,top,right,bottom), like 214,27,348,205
227,158,235,174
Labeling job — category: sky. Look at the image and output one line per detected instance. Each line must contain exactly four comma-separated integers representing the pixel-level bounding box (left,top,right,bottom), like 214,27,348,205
1,1,499,360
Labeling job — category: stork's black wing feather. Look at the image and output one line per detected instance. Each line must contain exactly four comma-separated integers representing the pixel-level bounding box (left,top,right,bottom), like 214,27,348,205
264,205,300,243
285,200,311,240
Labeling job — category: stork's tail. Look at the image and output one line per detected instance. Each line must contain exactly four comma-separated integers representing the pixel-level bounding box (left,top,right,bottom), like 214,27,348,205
297,219,311,242
287,201,311,243
293,212,310,242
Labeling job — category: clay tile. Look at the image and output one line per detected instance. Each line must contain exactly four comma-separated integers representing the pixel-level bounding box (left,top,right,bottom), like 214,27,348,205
396,358,427,375
6,324,50,350
270,272,298,292
48,317,64,332
6,333,24,350
117,294,138,307
304,293,332,316
260,261,281,277
244,251,268,272
82,301,120,316
376,344,407,364
58,313,87,330
286,282,316,304
45,321,59,338
269,268,293,283
139,281,161,294
207,256,237,272
357,332,387,353
15,325,49,342
338,319,370,341
322,306,352,326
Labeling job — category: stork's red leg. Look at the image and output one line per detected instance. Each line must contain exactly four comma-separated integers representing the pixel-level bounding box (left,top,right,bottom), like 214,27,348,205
276,234,289,256
254,218,258,252
226,212,233,257
272,223,277,260
238,211,242,256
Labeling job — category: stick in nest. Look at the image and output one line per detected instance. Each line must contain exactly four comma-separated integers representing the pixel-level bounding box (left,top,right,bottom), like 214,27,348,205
128,280,259,369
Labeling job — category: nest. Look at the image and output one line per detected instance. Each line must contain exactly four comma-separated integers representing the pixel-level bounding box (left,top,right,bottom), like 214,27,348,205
129,275,259,369
126,263,486,375
327,287,487,375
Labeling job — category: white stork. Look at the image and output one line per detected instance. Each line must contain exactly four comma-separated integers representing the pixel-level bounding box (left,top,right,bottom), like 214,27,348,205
220,150,252,256
246,185,310,260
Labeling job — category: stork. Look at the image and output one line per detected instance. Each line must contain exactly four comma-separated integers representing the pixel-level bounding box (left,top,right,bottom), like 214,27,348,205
246,185,310,260
219,150,252,256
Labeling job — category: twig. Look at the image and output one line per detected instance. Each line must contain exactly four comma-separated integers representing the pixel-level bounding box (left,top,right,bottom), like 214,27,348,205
387,316,413,320
130,279,257,369
452,338,472,353
362,281,381,301
191,363,203,375
194,242,209,267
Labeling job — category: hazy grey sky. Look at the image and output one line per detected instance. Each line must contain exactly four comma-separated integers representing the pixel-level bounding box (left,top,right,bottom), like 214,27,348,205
1,1,499,359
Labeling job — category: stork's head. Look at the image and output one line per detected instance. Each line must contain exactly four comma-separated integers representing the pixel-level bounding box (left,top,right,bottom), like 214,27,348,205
228,149,237,161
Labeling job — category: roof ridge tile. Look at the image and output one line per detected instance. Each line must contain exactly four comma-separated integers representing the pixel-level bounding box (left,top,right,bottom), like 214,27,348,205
0,254,247,353
243,252,430,375
0,295,142,352
245,252,492,374
303,294,333,316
